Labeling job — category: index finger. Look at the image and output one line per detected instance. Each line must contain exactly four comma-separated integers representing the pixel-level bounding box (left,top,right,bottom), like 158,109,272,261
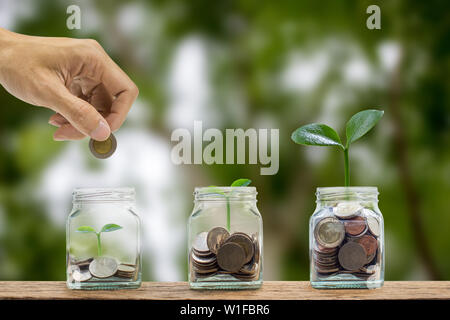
100,58,139,131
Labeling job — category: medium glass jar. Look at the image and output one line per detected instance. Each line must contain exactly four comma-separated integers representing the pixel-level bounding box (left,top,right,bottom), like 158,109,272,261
66,188,142,290
310,187,384,289
188,187,263,290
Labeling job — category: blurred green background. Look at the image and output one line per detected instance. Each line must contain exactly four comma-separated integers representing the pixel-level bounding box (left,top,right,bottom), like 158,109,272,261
0,0,449,281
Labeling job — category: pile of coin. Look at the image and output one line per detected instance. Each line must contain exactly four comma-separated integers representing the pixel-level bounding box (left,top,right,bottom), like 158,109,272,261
68,257,93,282
190,227,260,281
68,256,137,282
312,202,381,279
116,264,137,278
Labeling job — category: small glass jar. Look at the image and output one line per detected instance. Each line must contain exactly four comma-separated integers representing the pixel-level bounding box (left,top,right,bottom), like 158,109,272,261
310,187,384,289
188,187,263,290
66,188,142,290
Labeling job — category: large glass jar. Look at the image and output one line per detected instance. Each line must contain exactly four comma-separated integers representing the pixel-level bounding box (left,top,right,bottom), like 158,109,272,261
310,187,384,289
188,187,263,290
66,188,142,290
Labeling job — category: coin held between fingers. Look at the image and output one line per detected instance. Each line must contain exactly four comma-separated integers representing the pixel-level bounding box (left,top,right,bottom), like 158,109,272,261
89,133,117,159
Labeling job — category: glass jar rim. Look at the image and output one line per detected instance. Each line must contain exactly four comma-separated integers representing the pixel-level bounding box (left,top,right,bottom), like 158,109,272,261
316,186,379,201
317,186,378,193
194,186,257,201
73,187,135,202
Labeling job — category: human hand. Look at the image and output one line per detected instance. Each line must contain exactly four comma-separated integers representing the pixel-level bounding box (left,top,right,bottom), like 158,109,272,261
0,28,138,141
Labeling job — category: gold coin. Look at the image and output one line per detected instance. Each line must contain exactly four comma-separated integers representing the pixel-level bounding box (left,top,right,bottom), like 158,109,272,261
89,134,117,159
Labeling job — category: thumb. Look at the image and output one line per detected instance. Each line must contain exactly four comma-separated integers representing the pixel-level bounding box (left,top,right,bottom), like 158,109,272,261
53,87,111,141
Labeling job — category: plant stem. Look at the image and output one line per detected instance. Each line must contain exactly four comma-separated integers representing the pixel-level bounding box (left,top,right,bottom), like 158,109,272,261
226,197,231,231
96,233,102,257
344,148,350,187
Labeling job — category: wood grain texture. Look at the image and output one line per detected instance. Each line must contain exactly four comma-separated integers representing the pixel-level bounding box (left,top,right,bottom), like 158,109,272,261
0,281,449,300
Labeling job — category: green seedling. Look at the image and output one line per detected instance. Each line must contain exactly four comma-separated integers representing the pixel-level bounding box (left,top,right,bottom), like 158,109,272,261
76,223,123,257
208,178,252,231
291,109,384,186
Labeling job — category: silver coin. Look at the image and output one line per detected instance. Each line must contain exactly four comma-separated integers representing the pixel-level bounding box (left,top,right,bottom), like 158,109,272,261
195,271,218,278
207,227,230,254
252,234,260,263
239,262,258,275
366,215,381,237
116,271,136,278
334,202,363,219
359,265,377,275
192,262,218,271
315,266,340,274
89,257,118,278
191,251,216,265
117,264,136,273
338,242,367,271
68,263,79,271
225,233,255,264
233,274,259,281
192,232,210,253
70,257,93,266
314,217,345,248
194,266,219,274
67,264,80,282
313,244,338,254
217,242,246,272
72,269,92,282
366,251,377,264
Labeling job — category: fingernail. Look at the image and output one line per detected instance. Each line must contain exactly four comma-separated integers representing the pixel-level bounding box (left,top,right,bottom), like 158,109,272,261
90,119,111,141
54,136,67,141
49,120,61,127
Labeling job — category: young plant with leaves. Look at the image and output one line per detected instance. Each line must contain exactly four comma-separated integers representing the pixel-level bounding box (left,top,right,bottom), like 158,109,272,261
76,223,123,257
208,178,252,231
291,109,384,186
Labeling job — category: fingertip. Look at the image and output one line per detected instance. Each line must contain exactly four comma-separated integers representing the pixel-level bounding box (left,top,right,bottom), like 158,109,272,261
49,113,69,127
90,119,111,141
53,128,66,141
49,119,61,127
105,113,122,132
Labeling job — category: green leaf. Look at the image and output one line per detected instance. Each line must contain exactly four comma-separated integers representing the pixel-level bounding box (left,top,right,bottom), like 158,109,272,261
291,123,344,149
231,178,252,187
100,224,123,233
76,226,96,233
207,185,226,196
345,109,384,147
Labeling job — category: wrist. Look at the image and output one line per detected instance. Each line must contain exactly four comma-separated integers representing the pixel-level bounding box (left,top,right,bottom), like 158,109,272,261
0,28,19,81
0,27,16,48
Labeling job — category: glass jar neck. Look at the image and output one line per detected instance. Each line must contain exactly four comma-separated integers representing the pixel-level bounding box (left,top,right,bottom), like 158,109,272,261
316,187,378,204
72,188,135,204
194,187,257,202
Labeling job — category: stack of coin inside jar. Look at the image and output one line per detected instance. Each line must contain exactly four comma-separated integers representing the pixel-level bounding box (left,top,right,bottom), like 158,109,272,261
312,202,381,279
190,227,260,281
67,256,138,283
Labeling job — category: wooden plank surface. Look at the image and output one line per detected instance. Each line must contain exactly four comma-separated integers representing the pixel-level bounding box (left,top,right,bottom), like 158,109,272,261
0,281,449,300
